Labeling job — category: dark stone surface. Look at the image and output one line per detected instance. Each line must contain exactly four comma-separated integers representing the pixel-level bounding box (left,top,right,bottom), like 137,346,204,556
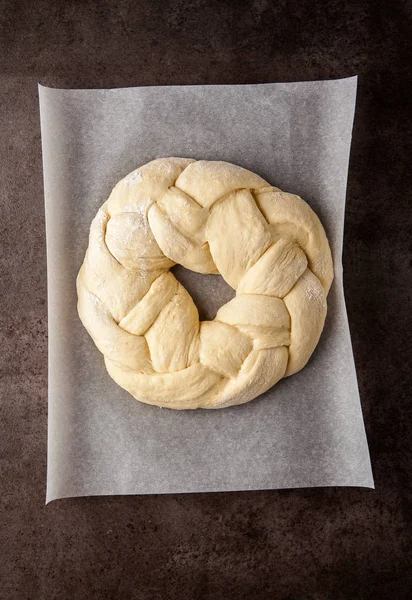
1,0,411,598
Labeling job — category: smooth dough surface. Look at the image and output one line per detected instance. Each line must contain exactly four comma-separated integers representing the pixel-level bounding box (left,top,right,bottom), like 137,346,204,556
77,157,334,409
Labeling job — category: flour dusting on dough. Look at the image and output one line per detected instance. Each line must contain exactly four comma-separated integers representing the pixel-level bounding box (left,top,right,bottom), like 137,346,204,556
123,170,143,185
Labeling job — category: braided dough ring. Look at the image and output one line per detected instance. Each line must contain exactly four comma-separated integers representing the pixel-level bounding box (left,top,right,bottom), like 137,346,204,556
77,157,333,410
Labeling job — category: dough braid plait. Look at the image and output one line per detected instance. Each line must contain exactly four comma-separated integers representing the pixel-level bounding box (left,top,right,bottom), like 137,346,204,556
77,158,334,410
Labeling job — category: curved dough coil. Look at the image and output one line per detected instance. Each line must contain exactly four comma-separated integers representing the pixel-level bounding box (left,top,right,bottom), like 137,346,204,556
77,158,333,410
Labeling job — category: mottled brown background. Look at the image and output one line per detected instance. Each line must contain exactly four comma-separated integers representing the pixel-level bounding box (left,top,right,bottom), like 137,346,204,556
1,1,411,599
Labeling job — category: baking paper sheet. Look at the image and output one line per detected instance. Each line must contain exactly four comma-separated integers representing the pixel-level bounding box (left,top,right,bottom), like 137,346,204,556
39,77,374,503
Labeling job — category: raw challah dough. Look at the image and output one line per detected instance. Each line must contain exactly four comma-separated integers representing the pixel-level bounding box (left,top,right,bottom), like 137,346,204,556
77,158,334,410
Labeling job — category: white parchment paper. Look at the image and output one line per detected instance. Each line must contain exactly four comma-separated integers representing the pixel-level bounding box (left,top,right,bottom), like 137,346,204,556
39,77,374,503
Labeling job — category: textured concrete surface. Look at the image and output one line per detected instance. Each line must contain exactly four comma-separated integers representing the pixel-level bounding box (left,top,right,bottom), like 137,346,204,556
1,0,411,599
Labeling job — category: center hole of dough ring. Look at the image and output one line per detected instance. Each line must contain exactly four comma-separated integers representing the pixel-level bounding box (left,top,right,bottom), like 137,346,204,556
171,265,235,321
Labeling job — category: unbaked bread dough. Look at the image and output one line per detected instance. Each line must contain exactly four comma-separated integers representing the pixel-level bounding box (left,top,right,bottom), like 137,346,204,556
77,158,333,409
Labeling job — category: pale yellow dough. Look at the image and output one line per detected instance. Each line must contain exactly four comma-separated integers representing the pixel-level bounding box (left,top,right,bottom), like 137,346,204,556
77,158,334,410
